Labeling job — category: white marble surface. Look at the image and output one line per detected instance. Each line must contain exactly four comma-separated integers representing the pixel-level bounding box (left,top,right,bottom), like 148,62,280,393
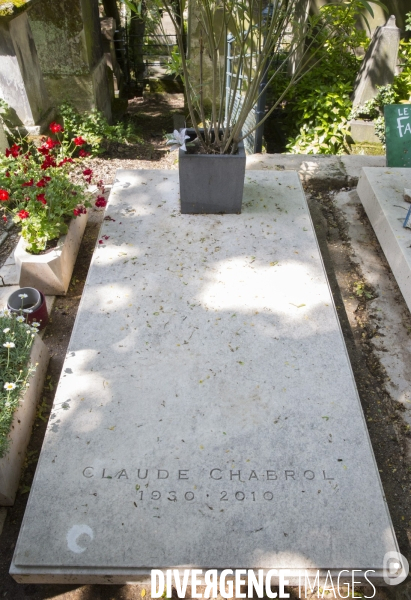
11,170,398,583
357,167,411,313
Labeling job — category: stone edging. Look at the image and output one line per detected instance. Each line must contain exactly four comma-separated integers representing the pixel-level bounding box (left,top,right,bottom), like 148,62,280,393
0,334,50,506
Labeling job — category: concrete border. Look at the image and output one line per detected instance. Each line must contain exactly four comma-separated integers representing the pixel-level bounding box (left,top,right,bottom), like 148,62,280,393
357,167,411,314
0,334,50,506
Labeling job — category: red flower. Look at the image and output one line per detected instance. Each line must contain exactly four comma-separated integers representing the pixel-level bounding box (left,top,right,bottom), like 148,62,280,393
49,121,64,133
74,136,86,146
0,189,9,201
2,215,7,223
78,149,90,158
5,171,10,178
5,144,20,158
41,155,56,170
44,176,51,182
18,209,29,220
82,168,93,184
37,146,49,156
36,193,47,205
73,205,87,216
58,157,74,167
36,179,46,187
95,196,107,208
45,137,56,149
22,178,34,187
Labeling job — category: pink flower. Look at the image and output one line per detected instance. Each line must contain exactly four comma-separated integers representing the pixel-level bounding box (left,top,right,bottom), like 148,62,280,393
18,209,29,220
49,121,64,133
0,189,9,202
36,193,47,205
22,178,34,187
74,136,86,146
95,196,107,208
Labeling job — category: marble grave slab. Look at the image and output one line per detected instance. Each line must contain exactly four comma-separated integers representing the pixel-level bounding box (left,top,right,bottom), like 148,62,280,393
10,170,398,584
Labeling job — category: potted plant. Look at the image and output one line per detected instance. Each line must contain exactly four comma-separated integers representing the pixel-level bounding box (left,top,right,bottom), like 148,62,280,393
124,0,384,213
0,308,49,506
0,121,106,294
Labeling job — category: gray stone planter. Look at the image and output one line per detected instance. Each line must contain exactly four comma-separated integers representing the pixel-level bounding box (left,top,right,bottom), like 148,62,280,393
178,130,246,214
0,335,49,506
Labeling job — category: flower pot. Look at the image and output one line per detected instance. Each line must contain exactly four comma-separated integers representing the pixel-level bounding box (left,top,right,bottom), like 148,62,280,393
0,335,50,506
14,212,88,295
7,288,49,330
7,287,42,313
178,129,246,214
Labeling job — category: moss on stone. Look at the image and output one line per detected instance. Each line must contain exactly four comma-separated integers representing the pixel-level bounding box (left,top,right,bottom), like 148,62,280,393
349,143,385,156
0,0,32,17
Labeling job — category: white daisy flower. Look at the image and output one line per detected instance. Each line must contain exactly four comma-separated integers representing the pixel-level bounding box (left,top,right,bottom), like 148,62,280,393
4,382,16,391
18,293,28,299
16,316,25,323
3,341,15,348
3,328,10,333
31,322,40,328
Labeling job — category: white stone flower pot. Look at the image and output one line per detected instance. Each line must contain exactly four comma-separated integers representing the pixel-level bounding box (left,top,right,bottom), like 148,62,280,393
0,335,50,506
14,212,88,295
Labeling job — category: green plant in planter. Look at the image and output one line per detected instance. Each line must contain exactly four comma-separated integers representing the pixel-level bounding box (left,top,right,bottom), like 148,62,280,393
0,126,94,253
123,0,385,155
0,310,38,458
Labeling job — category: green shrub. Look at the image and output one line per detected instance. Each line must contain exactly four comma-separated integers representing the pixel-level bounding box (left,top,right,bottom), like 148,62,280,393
58,103,142,156
282,0,370,154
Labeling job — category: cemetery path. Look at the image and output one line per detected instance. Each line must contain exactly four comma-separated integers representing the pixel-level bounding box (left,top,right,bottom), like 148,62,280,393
0,98,410,597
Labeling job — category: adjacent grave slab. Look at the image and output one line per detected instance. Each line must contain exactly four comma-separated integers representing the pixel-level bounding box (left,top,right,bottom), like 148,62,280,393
357,168,411,313
11,170,398,584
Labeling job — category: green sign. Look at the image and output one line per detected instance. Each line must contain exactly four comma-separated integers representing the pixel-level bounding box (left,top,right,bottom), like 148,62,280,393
384,104,411,167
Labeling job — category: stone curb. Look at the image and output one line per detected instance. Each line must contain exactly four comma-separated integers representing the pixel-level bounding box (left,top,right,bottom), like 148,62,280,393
245,154,386,189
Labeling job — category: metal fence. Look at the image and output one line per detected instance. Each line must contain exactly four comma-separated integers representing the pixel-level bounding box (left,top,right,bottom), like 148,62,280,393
225,33,289,154
113,21,179,87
